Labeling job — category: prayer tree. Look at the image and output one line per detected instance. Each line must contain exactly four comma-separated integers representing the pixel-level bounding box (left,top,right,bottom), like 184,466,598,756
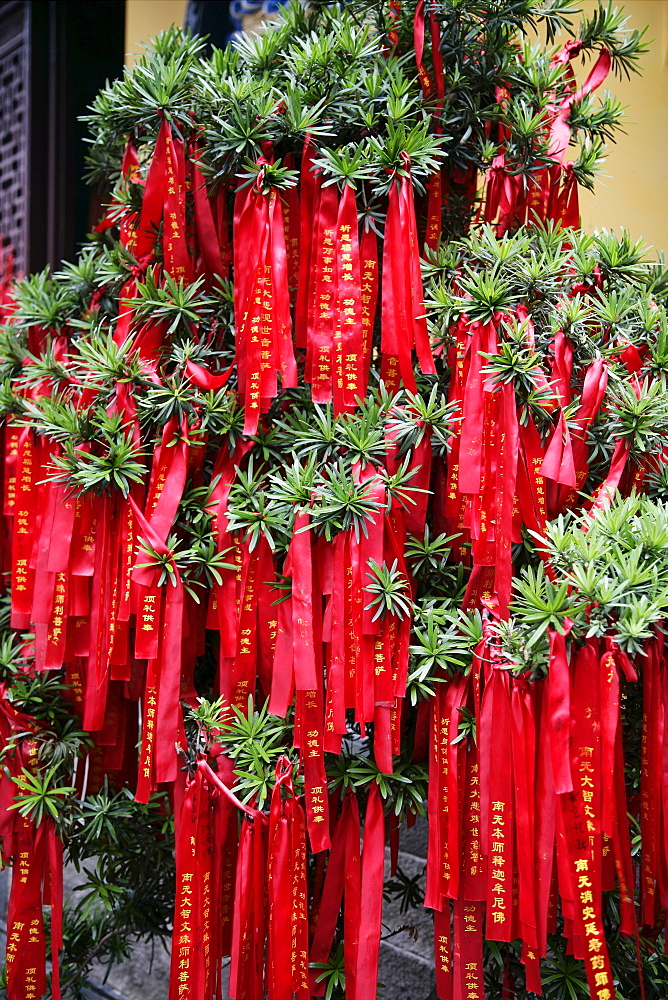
0,2,666,998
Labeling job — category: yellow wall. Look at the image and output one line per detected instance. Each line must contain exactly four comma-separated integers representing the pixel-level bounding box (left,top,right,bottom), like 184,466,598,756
577,0,668,253
125,0,187,64
124,0,668,252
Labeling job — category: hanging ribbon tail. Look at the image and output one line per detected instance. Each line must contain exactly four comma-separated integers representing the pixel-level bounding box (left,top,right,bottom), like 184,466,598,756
47,821,63,1000
548,620,574,795
413,0,434,100
588,438,631,513
135,118,168,259
191,149,227,282
542,411,577,488
185,358,235,390
549,48,611,162
128,494,173,586
354,782,385,1000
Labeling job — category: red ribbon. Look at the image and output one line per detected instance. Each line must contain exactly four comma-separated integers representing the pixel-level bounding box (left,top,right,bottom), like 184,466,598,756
307,181,338,403
548,619,574,794
190,139,227,284
309,794,354,992
336,184,364,411
6,817,48,1000
354,782,385,1000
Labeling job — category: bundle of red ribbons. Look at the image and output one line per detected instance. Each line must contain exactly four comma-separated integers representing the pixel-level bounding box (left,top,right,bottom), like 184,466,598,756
0,13,658,1000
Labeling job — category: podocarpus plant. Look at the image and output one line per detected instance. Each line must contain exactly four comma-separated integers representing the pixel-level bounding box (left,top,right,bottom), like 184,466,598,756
0,2,666,999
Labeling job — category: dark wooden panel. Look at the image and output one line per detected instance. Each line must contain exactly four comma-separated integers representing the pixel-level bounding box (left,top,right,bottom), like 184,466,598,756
0,0,125,274
0,2,29,273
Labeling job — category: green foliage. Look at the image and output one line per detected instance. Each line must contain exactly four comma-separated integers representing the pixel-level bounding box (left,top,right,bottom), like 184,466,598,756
383,864,425,914
58,786,175,1000
311,942,346,1000
8,766,77,826
189,697,295,808
49,430,146,498
364,558,412,621
507,496,668,658
77,0,643,237
328,751,428,821
407,608,478,703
